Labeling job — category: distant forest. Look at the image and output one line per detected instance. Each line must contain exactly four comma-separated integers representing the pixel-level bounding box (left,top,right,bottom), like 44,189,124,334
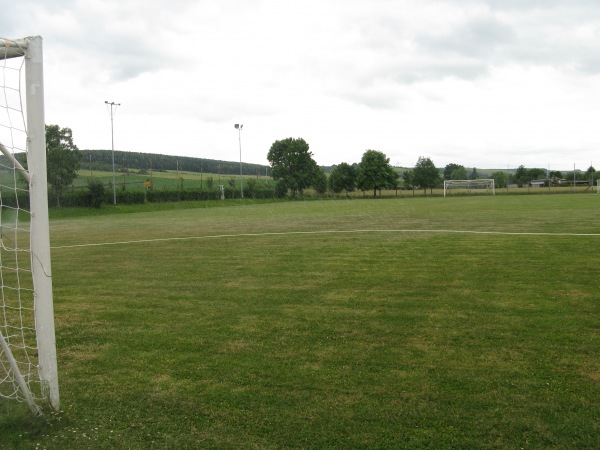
80,150,271,176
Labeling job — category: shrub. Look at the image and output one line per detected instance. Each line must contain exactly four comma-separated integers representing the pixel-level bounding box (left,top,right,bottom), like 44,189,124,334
87,178,106,208
245,179,257,198
116,190,145,205
275,180,288,198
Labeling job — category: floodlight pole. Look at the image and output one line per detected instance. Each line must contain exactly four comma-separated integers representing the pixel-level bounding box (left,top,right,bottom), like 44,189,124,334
235,123,244,198
105,101,120,205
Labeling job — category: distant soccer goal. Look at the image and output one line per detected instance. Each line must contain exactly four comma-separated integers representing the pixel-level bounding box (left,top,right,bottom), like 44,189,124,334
443,179,495,197
0,36,58,415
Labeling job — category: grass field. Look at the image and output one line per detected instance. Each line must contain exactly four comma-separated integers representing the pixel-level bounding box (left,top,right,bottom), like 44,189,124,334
73,169,272,192
1,194,599,449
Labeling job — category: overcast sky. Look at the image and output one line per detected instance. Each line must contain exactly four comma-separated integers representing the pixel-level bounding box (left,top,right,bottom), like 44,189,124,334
4,0,600,170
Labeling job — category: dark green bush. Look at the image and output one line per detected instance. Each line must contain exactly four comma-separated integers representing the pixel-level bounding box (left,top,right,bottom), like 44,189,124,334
116,190,145,204
87,178,106,208
0,190,30,209
275,180,288,198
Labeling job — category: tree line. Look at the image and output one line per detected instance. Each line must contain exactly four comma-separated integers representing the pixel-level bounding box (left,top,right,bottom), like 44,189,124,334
267,138,447,196
33,125,599,207
269,139,597,195
442,163,597,188
267,138,400,197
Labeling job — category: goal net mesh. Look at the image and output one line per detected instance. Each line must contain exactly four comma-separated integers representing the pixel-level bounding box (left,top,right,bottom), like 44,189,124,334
0,39,43,407
444,179,495,197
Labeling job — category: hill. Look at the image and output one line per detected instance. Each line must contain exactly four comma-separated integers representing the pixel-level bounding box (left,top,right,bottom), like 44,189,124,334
81,150,270,176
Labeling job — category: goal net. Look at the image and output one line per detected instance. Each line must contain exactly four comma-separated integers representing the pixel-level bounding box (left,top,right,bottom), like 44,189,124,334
0,36,58,414
444,179,495,197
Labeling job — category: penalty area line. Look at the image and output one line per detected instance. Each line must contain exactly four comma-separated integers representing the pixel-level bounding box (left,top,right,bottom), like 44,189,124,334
51,228,600,250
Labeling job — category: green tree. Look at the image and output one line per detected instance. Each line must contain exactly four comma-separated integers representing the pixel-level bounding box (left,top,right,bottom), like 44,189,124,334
548,170,562,186
267,138,320,196
514,165,528,187
451,167,468,180
514,166,546,187
46,124,82,206
329,163,357,195
470,167,480,180
314,168,328,195
403,170,415,192
275,179,288,198
585,165,596,181
443,163,464,180
527,168,546,182
491,171,508,189
356,150,398,197
412,156,440,195
86,178,106,208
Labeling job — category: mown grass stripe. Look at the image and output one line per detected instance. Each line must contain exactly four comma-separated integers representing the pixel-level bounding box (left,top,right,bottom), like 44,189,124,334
51,227,600,249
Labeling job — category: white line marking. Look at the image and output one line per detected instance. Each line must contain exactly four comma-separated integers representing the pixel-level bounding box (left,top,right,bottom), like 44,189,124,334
51,228,600,249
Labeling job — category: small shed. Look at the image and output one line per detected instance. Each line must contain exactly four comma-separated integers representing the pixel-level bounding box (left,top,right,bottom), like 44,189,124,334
529,180,546,188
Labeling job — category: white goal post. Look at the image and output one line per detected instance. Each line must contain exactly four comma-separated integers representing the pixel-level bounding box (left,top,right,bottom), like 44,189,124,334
0,36,58,414
444,179,495,197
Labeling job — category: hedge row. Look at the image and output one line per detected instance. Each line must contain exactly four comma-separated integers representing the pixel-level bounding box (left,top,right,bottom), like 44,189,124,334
0,191,30,209
147,186,276,203
1,186,277,209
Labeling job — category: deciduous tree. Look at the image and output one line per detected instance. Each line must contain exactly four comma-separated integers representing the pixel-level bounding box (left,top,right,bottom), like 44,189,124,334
403,170,415,193
513,165,528,187
267,138,319,196
356,150,397,197
443,163,464,180
491,171,508,189
585,165,596,181
527,168,546,182
329,162,357,195
451,167,468,180
46,124,82,206
412,156,440,195
313,168,328,195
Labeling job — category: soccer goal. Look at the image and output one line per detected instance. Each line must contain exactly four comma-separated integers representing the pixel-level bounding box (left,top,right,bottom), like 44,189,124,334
443,179,495,197
0,36,58,415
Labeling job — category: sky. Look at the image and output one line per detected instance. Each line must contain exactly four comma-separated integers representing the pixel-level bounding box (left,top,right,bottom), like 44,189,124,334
3,0,600,170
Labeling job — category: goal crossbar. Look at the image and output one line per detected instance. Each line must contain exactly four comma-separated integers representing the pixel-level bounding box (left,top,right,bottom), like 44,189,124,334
0,37,29,59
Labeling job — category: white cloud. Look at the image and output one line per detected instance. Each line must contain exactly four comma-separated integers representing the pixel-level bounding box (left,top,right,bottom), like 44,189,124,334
3,0,600,169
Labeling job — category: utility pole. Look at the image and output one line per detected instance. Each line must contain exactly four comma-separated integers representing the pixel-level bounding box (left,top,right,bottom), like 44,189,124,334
105,101,120,205
235,124,243,198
